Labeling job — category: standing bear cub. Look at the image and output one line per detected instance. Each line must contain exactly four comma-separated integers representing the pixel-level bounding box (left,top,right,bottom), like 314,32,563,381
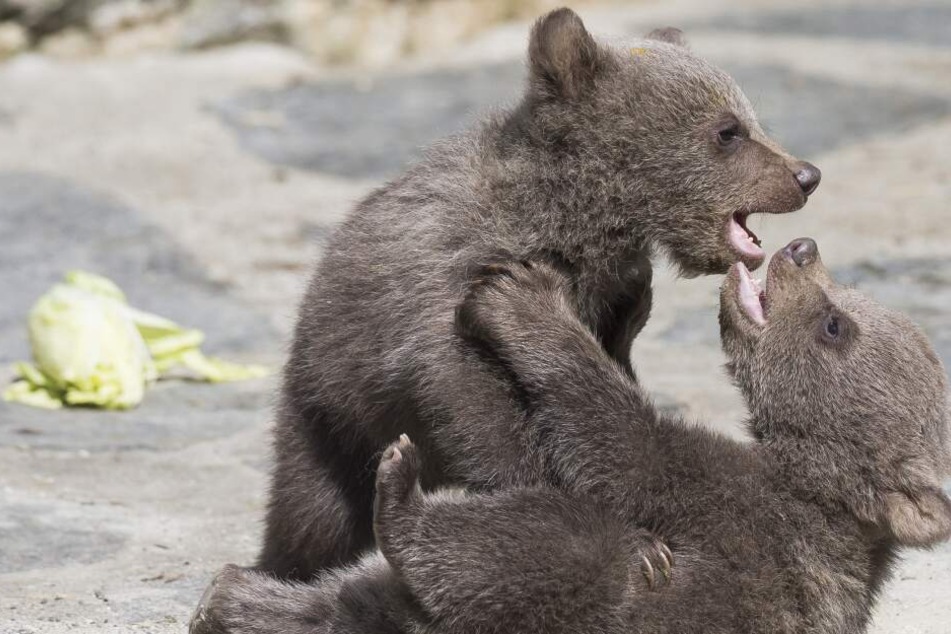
260,7,821,579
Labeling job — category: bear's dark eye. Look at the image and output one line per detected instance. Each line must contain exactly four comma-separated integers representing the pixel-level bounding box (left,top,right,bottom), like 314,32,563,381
825,317,839,338
820,314,844,344
716,122,741,147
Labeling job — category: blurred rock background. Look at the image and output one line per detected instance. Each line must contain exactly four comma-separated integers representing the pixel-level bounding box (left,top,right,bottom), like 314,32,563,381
0,0,568,62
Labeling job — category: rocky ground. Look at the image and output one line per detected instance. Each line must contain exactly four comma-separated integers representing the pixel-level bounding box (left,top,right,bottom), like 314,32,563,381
0,0,565,64
1,0,949,632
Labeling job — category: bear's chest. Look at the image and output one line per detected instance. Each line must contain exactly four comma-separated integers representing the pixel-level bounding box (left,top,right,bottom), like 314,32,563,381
573,248,654,367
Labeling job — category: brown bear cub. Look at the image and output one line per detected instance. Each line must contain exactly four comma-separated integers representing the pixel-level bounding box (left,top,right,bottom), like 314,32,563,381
260,7,820,579
190,239,950,634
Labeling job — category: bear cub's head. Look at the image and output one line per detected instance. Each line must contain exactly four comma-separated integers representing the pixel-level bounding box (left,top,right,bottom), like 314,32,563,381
720,238,951,548
524,8,820,274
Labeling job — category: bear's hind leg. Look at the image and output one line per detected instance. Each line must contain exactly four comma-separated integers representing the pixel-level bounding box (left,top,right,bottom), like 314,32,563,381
258,407,377,580
372,435,637,634
373,434,424,568
191,554,415,634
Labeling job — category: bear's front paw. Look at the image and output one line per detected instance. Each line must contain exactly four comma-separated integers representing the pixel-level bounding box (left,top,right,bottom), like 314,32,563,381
455,260,574,348
630,531,674,591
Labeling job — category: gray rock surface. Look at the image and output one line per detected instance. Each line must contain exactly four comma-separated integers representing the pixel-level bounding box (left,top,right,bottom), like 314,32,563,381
700,3,951,47
0,1,949,632
0,172,279,361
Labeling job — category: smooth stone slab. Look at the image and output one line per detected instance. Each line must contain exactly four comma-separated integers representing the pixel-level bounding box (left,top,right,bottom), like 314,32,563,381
0,501,126,573
0,379,273,452
700,4,951,48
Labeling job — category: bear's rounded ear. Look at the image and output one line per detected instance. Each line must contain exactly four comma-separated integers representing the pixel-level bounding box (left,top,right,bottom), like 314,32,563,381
528,8,607,100
646,27,688,48
882,488,951,548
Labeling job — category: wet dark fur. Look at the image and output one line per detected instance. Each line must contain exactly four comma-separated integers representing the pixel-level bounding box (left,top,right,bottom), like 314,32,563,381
259,8,818,579
191,247,950,634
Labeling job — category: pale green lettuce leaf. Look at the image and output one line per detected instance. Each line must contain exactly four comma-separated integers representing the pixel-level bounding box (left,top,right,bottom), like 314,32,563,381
3,271,269,410
25,282,152,409
174,349,269,383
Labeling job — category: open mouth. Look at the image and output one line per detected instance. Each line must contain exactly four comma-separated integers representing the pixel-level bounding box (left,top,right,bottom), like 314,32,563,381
727,212,765,263
735,261,767,325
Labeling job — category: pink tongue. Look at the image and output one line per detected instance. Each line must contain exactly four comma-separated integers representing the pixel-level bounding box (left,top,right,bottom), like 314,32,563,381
736,263,766,325
729,216,765,258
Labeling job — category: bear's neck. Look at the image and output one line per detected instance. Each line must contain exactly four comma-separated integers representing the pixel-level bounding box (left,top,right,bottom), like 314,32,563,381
764,434,880,525
485,110,653,271
762,436,899,614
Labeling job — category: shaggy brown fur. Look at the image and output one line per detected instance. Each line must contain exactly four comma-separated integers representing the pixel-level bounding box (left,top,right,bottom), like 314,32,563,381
258,7,820,580
190,239,950,634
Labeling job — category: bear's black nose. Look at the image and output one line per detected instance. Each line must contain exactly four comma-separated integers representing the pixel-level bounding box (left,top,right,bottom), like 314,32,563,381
784,238,817,267
794,162,821,196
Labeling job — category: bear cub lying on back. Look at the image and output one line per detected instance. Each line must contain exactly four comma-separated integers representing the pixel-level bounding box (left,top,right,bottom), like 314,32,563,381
191,239,949,634
372,239,950,634
261,7,821,580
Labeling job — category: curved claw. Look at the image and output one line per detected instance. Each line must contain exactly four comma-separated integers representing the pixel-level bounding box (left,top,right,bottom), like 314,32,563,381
481,263,517,280
658,542,673,583
641,556,655,590
660,542,674,567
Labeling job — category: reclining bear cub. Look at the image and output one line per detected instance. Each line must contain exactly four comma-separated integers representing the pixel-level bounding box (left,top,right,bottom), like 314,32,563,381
191,239,950,634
